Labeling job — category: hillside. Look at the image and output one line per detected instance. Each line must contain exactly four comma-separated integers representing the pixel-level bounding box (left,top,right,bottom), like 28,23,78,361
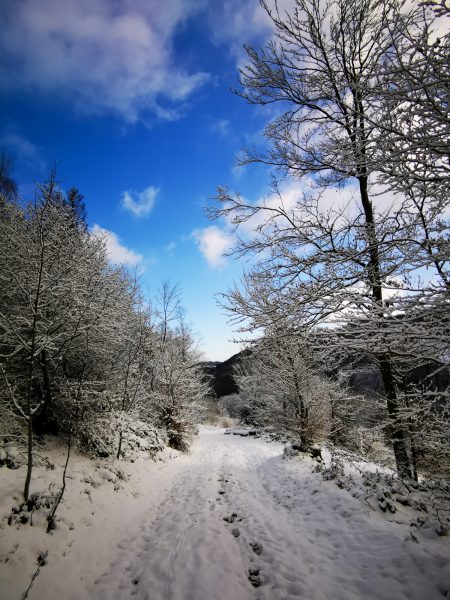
199,350,250,398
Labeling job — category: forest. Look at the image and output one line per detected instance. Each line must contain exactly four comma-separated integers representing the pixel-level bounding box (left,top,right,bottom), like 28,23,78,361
0,175,209,503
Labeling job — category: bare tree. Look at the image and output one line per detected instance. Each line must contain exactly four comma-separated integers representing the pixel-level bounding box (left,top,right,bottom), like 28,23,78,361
156,281,180,345
151,285,208,450
208,0,450,478
374,3,450,205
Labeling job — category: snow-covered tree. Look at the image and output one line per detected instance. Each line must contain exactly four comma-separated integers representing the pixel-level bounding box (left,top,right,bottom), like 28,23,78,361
233,331,354,447
209,0,449,478
0,178,108,498
375,3,449,205
149,285,208,450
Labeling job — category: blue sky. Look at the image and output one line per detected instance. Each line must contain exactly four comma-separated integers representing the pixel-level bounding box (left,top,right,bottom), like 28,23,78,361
0,0,280,361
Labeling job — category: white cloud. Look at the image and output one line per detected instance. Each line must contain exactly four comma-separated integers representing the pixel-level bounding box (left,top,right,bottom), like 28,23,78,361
206,0,273,60
231,164,245,180
0,0,209,122
206,0,295,66
91,224,142,266
121,186,159,217
193,225,233,268
201,337,242,362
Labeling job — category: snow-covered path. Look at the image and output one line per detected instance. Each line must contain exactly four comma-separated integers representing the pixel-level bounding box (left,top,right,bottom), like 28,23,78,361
5,426,448,600
90,427,448,600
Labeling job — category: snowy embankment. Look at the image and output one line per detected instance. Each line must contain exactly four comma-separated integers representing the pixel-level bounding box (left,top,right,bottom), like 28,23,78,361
1,427,449,600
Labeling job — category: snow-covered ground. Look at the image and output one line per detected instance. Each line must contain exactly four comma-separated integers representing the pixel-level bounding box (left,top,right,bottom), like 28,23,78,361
1,427,449,600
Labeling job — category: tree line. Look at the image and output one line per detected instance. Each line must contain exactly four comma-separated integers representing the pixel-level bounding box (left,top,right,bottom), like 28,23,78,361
0,174,208,501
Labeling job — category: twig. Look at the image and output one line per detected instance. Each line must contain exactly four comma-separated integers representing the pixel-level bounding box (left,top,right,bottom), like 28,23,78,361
46,431,72,533
21,551,48,600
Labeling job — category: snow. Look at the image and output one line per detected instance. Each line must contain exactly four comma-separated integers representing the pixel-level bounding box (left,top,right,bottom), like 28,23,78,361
1,427,449,600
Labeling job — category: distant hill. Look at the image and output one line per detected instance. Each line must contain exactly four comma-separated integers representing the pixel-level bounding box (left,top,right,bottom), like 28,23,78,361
200,344,449,401
199,350,250,398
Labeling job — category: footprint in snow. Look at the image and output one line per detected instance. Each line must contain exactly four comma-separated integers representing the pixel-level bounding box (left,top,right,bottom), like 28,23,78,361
249,542,263,555
248,568,265,587
223,513,241,524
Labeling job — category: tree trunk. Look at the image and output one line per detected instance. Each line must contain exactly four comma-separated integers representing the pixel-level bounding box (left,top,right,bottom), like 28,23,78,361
379,358,412,478
358,175,413,479
24,414,33,502
34,350,57,436
117,431,123,460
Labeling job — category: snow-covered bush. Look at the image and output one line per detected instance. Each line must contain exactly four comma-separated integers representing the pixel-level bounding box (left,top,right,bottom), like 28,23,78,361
218,393,253,422
76,410,165,459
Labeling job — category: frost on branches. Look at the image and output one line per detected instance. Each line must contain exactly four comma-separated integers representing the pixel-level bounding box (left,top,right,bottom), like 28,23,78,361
209,0,449,480
0,178,209,501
